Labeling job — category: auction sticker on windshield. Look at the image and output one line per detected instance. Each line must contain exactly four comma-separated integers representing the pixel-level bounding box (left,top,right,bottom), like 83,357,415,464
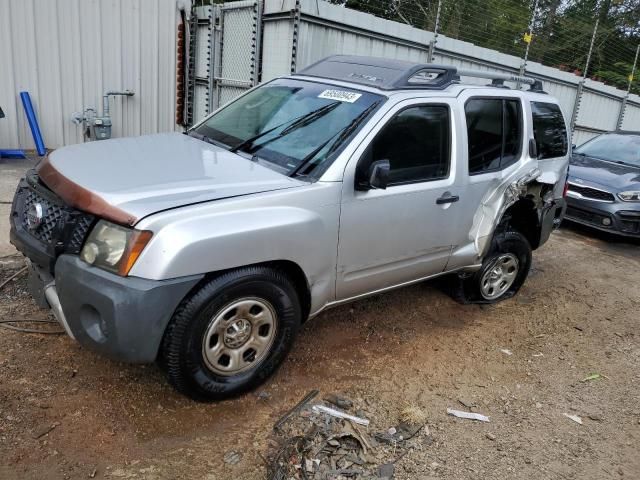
318,90,362,103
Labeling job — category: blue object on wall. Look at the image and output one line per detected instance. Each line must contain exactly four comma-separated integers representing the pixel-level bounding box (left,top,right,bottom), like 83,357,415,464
0,149,26,159
20,91,46,156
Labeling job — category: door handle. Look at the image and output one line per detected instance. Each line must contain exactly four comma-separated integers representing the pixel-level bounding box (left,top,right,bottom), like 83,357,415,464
436,193,459,205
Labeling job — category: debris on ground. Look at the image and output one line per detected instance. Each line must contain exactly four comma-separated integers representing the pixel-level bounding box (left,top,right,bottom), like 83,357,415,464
312,405,370,426
499,348,513,356
446,408,490,422
274,390,319,431
32,422,58,439
266,393,432,479
399,405,428,425
324,394,354,410
223,450,242,465
581,373,605,382
457,398,475,409
563,413,583,425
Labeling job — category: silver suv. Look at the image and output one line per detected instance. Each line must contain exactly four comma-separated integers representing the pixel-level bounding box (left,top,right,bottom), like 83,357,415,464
10,56,569,400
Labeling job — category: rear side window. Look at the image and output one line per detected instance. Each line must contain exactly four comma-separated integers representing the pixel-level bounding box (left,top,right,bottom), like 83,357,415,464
465,98,523,174
365,105,451,185
531,102,568,159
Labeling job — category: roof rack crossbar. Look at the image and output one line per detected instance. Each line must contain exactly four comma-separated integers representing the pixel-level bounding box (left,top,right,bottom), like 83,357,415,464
456,69,544,92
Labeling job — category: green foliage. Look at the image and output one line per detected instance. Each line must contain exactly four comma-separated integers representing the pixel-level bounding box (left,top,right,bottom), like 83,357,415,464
329,0,639,92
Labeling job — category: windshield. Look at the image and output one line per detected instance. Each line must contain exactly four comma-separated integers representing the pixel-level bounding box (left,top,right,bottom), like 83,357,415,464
191,79,384,177
575,133,640,167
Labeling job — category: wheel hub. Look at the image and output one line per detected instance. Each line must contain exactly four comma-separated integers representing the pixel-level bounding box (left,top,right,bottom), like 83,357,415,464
480,253,519,300
224,319,252,348
201,297,277,376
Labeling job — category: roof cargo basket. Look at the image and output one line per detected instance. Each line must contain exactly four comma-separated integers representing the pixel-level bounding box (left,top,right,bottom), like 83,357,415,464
296,55,543,92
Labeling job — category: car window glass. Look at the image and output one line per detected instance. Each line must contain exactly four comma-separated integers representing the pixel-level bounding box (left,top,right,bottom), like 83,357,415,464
366,105,450,185
466,99,503,173
194,79,383,176
502,100,523,167
575,133,640,166
531,102,568,159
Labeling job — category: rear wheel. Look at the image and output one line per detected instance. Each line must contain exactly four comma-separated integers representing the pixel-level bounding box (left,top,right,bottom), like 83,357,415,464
464,230,532,303
161,266,301,401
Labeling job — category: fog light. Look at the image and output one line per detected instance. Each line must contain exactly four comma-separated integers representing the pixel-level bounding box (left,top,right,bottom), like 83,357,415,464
602,217,612,226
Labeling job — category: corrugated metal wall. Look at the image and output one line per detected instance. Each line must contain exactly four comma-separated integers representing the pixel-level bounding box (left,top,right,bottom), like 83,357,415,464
261,0,640,145
2,0,638,150
0,0,184,150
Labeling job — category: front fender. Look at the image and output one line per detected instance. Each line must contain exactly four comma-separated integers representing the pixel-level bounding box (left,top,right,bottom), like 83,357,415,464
129,184,341,314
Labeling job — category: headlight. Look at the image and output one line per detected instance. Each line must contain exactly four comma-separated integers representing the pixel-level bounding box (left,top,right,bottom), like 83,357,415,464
80,220,153,276
618,191,640,202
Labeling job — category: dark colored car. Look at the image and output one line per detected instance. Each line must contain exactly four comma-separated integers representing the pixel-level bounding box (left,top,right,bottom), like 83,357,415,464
565,131,640,237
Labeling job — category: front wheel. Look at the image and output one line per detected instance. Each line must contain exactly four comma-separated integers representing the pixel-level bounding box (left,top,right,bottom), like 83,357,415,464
465,230,532,303
161,266,301,401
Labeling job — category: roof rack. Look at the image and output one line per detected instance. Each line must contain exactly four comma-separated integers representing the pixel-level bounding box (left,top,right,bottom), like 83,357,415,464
296,55,544,92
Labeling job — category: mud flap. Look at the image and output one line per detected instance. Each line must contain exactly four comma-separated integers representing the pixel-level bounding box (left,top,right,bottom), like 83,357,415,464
539,198,566,247
26,260,50,309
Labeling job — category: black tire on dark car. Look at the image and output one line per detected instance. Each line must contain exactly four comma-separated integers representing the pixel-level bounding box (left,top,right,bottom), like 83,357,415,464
464,230,532,303
160,266,301,401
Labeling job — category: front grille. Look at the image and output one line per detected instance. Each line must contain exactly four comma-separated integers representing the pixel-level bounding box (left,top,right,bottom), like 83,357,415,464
68,215,94,251
566,206,612,227
618,211,640,234
11,172,95,268
21,188,65,244
568,183,615,202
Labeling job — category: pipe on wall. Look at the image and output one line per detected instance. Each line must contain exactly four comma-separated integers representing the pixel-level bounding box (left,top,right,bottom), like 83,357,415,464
19,91,46,156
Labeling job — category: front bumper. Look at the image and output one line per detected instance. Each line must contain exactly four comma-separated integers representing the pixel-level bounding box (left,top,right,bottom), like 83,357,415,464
49,255,203,363
564,197,640,237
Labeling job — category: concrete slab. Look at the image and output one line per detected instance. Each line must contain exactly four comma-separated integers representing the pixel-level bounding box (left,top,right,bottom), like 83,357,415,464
0,155,39,256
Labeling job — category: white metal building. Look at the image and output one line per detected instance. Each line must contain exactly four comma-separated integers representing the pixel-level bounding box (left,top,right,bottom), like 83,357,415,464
1,0,639,150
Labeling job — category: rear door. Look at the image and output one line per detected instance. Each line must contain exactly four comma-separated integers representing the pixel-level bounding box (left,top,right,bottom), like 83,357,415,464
445,94,529,270
529,100,570,199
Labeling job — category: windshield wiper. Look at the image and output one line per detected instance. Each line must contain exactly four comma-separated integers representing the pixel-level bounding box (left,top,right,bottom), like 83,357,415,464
326,100,382,157
229,101,341,154
578,152,639,167
291,100,382,177
612,159,640,168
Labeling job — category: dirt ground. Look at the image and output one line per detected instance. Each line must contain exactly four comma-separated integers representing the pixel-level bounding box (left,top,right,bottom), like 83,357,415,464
1,223,639,480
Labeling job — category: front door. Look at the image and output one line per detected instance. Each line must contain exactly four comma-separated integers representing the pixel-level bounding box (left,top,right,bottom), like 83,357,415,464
336,100,461,300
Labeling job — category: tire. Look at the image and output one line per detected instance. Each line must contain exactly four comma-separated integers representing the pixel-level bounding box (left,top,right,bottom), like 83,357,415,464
464,230,532,303
161,266,301,401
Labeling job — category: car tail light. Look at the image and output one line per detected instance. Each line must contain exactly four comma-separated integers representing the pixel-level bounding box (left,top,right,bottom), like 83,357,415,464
563,180,569,198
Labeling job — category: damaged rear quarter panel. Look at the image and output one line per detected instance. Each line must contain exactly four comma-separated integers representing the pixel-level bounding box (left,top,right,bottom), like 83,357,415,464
448,92,569,269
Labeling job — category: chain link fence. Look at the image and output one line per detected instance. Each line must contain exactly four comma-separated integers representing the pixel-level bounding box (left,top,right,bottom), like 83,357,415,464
330,0,639,95
193,0,639,141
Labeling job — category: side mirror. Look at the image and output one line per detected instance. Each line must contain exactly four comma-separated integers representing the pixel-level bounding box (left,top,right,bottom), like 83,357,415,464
366,159,390,190
528,139,538,159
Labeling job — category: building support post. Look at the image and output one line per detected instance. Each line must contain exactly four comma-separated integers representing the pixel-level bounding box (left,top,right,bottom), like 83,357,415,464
290,0,301,74
616,44,639,130
518,0,539,88
570,18,598,136
427,0,442,63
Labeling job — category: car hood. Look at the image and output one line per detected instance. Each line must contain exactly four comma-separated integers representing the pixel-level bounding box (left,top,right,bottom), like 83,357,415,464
569,154,640,191
38,133,305,225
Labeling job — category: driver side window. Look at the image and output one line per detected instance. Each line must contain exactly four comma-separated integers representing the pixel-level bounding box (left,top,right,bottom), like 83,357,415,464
358,105,451,186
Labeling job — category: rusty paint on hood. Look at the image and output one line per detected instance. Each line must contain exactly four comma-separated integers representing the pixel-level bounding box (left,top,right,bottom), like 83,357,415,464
37,155,138,226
